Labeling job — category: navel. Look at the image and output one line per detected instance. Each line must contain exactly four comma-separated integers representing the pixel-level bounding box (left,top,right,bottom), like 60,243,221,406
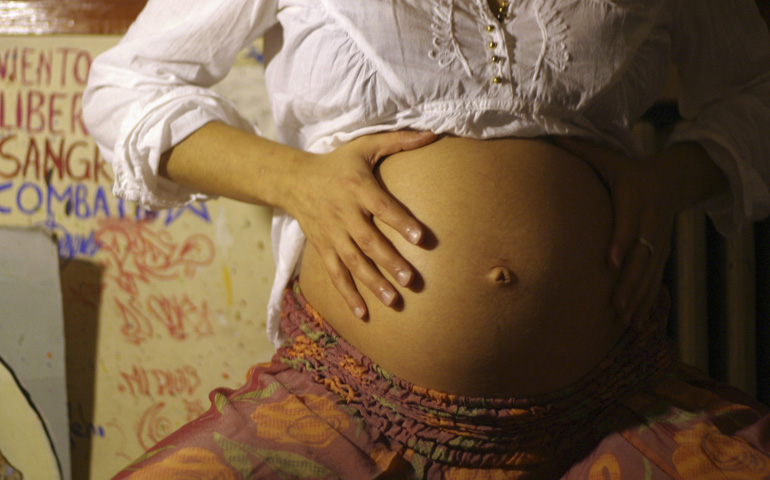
487,266,517,286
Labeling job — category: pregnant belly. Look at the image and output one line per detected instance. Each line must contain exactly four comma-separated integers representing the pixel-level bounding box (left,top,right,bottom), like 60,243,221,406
299,136,623,397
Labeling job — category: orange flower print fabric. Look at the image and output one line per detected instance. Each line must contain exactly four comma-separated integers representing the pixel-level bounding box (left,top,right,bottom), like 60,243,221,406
587,454,622,480
125,447,238,480
442,466,523,479
111,285,770,480
672,423,770,478
562,371,770,479
250,394,351,448
114,359,394,480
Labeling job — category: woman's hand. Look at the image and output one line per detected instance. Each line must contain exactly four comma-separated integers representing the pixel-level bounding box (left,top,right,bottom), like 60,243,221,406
158,122,435,320
553,137,681,328
286,130,436,319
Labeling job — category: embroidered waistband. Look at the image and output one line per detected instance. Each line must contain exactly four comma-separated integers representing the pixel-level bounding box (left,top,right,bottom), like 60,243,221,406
276,281,675,469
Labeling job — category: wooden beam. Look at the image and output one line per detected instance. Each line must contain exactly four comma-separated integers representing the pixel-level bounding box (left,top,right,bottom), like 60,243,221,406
0,0,147,35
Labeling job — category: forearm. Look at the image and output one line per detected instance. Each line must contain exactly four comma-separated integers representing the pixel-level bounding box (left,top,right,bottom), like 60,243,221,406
158,121,311,211
648,141,729,215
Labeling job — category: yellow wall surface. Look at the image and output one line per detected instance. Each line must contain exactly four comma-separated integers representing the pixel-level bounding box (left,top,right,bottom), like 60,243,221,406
0,35,277,478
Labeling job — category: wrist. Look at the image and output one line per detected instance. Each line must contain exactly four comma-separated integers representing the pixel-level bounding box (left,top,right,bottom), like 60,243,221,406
266,146,317,215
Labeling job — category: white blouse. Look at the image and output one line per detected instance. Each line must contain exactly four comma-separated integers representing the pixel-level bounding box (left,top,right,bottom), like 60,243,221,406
84,0,770,348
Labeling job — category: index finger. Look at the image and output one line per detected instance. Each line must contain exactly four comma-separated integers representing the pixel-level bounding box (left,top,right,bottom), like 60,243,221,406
362,185,423,245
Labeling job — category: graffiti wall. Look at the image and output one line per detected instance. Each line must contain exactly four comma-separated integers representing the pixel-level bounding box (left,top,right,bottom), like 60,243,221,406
0,35,277,478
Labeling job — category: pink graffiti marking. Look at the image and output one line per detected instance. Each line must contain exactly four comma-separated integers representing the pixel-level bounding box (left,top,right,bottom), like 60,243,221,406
114,296,154,346
118,364,202,398
114,293,214,345
103,421,132,463
146,294,214,341
136,402,172,451
96,219,215,296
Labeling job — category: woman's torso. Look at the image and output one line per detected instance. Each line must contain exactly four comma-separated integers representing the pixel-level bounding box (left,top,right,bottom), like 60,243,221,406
299,136,624,397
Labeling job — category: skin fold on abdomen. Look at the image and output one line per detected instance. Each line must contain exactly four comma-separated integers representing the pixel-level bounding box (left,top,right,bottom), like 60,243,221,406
299,136,624,397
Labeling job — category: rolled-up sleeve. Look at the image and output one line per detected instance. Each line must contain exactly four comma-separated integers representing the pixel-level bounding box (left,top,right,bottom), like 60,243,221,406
84,0,278,209
667,0,770,234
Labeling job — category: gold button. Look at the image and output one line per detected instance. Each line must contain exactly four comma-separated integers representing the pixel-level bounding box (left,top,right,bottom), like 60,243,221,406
496,13,507,22
491,55,501,63
486,24,495,32
487,41,497,49
492,76,502,84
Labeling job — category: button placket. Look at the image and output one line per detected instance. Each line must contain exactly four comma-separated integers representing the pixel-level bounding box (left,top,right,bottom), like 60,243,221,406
493,1,511,23
483,22,507,86
475,0,514,96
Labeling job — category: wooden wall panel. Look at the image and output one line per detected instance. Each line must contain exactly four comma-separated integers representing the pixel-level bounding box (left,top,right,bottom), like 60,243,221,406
0,0,146,35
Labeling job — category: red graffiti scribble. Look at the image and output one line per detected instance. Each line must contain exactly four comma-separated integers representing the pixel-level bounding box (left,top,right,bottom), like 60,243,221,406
118,364,149,397
146,294,214,340
137,402,173,451
104,421,133,463
154,365,202,397
96,219,215,295
118,364,202,398
114,296,154,346
114,293,214,345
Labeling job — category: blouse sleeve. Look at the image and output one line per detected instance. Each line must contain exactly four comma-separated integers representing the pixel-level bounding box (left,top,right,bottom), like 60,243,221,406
667,0,770,234
83,0,279,209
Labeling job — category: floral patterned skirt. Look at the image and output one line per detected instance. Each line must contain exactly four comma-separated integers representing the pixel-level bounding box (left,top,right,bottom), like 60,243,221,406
113,283,770,479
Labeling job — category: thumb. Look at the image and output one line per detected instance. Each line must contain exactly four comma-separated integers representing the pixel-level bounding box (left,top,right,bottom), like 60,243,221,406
371,130,437,159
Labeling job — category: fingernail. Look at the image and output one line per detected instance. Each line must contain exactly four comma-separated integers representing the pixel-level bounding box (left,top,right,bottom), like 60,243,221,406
407,228,421,245
354,306,366,319
380,289,396,306
397,269,412,287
